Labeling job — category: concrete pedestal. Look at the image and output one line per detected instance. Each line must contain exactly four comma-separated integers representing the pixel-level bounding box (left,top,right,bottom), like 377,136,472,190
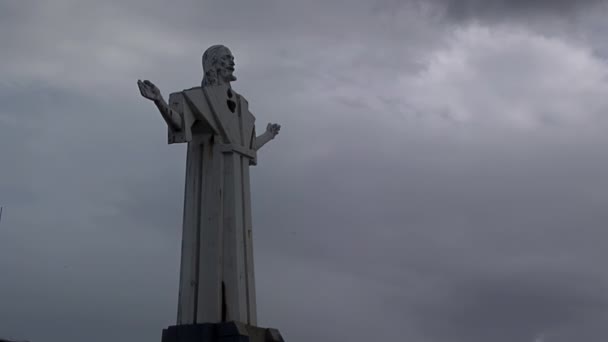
161,321,285,342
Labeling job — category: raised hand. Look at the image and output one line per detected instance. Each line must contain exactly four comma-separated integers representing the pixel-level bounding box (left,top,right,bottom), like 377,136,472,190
266,123,281,138
137,79,163,102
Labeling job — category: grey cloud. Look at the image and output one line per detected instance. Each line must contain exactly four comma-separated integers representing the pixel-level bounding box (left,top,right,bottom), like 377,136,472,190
409,271,608,342
375,0,607,23
438,0,606,20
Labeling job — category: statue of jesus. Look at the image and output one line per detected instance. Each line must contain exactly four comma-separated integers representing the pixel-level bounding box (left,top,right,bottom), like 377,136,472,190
137,45,280,326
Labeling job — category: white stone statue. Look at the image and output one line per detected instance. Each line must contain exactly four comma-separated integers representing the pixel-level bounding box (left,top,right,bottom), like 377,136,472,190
137,45,280,326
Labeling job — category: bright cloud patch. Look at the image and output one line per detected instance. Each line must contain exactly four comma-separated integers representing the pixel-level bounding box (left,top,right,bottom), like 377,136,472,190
401,24,608,129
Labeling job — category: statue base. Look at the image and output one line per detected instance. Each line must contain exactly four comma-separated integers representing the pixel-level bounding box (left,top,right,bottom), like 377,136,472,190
161,322,285,342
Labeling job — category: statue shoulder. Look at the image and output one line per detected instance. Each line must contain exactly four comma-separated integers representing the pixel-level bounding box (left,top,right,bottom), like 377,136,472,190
236,92,256,126
235,92,250,108
179,86,206,107
168,91,185,112
183,86,202,92
169,88,202,113
234,90,248,101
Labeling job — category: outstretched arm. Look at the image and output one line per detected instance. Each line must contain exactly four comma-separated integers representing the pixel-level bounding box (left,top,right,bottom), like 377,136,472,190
254,123,280,150
137,80,182,131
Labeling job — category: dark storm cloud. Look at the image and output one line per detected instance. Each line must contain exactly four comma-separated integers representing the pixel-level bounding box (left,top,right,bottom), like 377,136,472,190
439,0,606,20
376,0,607,22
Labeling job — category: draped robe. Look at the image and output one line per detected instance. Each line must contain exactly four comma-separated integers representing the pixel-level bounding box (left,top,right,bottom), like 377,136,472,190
166,84,258,326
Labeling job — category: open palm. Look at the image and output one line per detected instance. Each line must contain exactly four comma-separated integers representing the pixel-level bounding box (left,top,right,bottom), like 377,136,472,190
137,79,162,102
266,123,281,138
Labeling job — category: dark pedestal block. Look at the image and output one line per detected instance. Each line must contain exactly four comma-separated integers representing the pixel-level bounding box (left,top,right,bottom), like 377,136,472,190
161,322,284,342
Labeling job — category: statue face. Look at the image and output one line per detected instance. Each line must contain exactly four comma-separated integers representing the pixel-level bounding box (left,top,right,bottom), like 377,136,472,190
217,48,237,83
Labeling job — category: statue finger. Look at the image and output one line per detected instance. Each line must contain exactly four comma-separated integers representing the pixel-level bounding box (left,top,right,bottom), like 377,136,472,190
138,83,147,97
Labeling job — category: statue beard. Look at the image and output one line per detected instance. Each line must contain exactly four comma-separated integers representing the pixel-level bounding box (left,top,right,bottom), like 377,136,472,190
219,68,237,84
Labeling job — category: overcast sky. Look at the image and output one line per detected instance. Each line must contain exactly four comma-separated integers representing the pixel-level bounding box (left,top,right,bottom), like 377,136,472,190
2,1,608,341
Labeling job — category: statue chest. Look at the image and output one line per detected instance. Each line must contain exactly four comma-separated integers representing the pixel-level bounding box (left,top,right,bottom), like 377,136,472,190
168,86,256,151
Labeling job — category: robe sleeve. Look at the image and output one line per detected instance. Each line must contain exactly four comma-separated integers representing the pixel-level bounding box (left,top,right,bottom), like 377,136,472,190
167,92,193,144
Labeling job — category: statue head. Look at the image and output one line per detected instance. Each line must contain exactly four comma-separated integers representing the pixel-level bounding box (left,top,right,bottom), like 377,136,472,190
201,45,236,87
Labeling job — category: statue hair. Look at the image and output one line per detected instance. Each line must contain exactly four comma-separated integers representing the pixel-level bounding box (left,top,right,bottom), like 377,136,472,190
201,45,230,87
